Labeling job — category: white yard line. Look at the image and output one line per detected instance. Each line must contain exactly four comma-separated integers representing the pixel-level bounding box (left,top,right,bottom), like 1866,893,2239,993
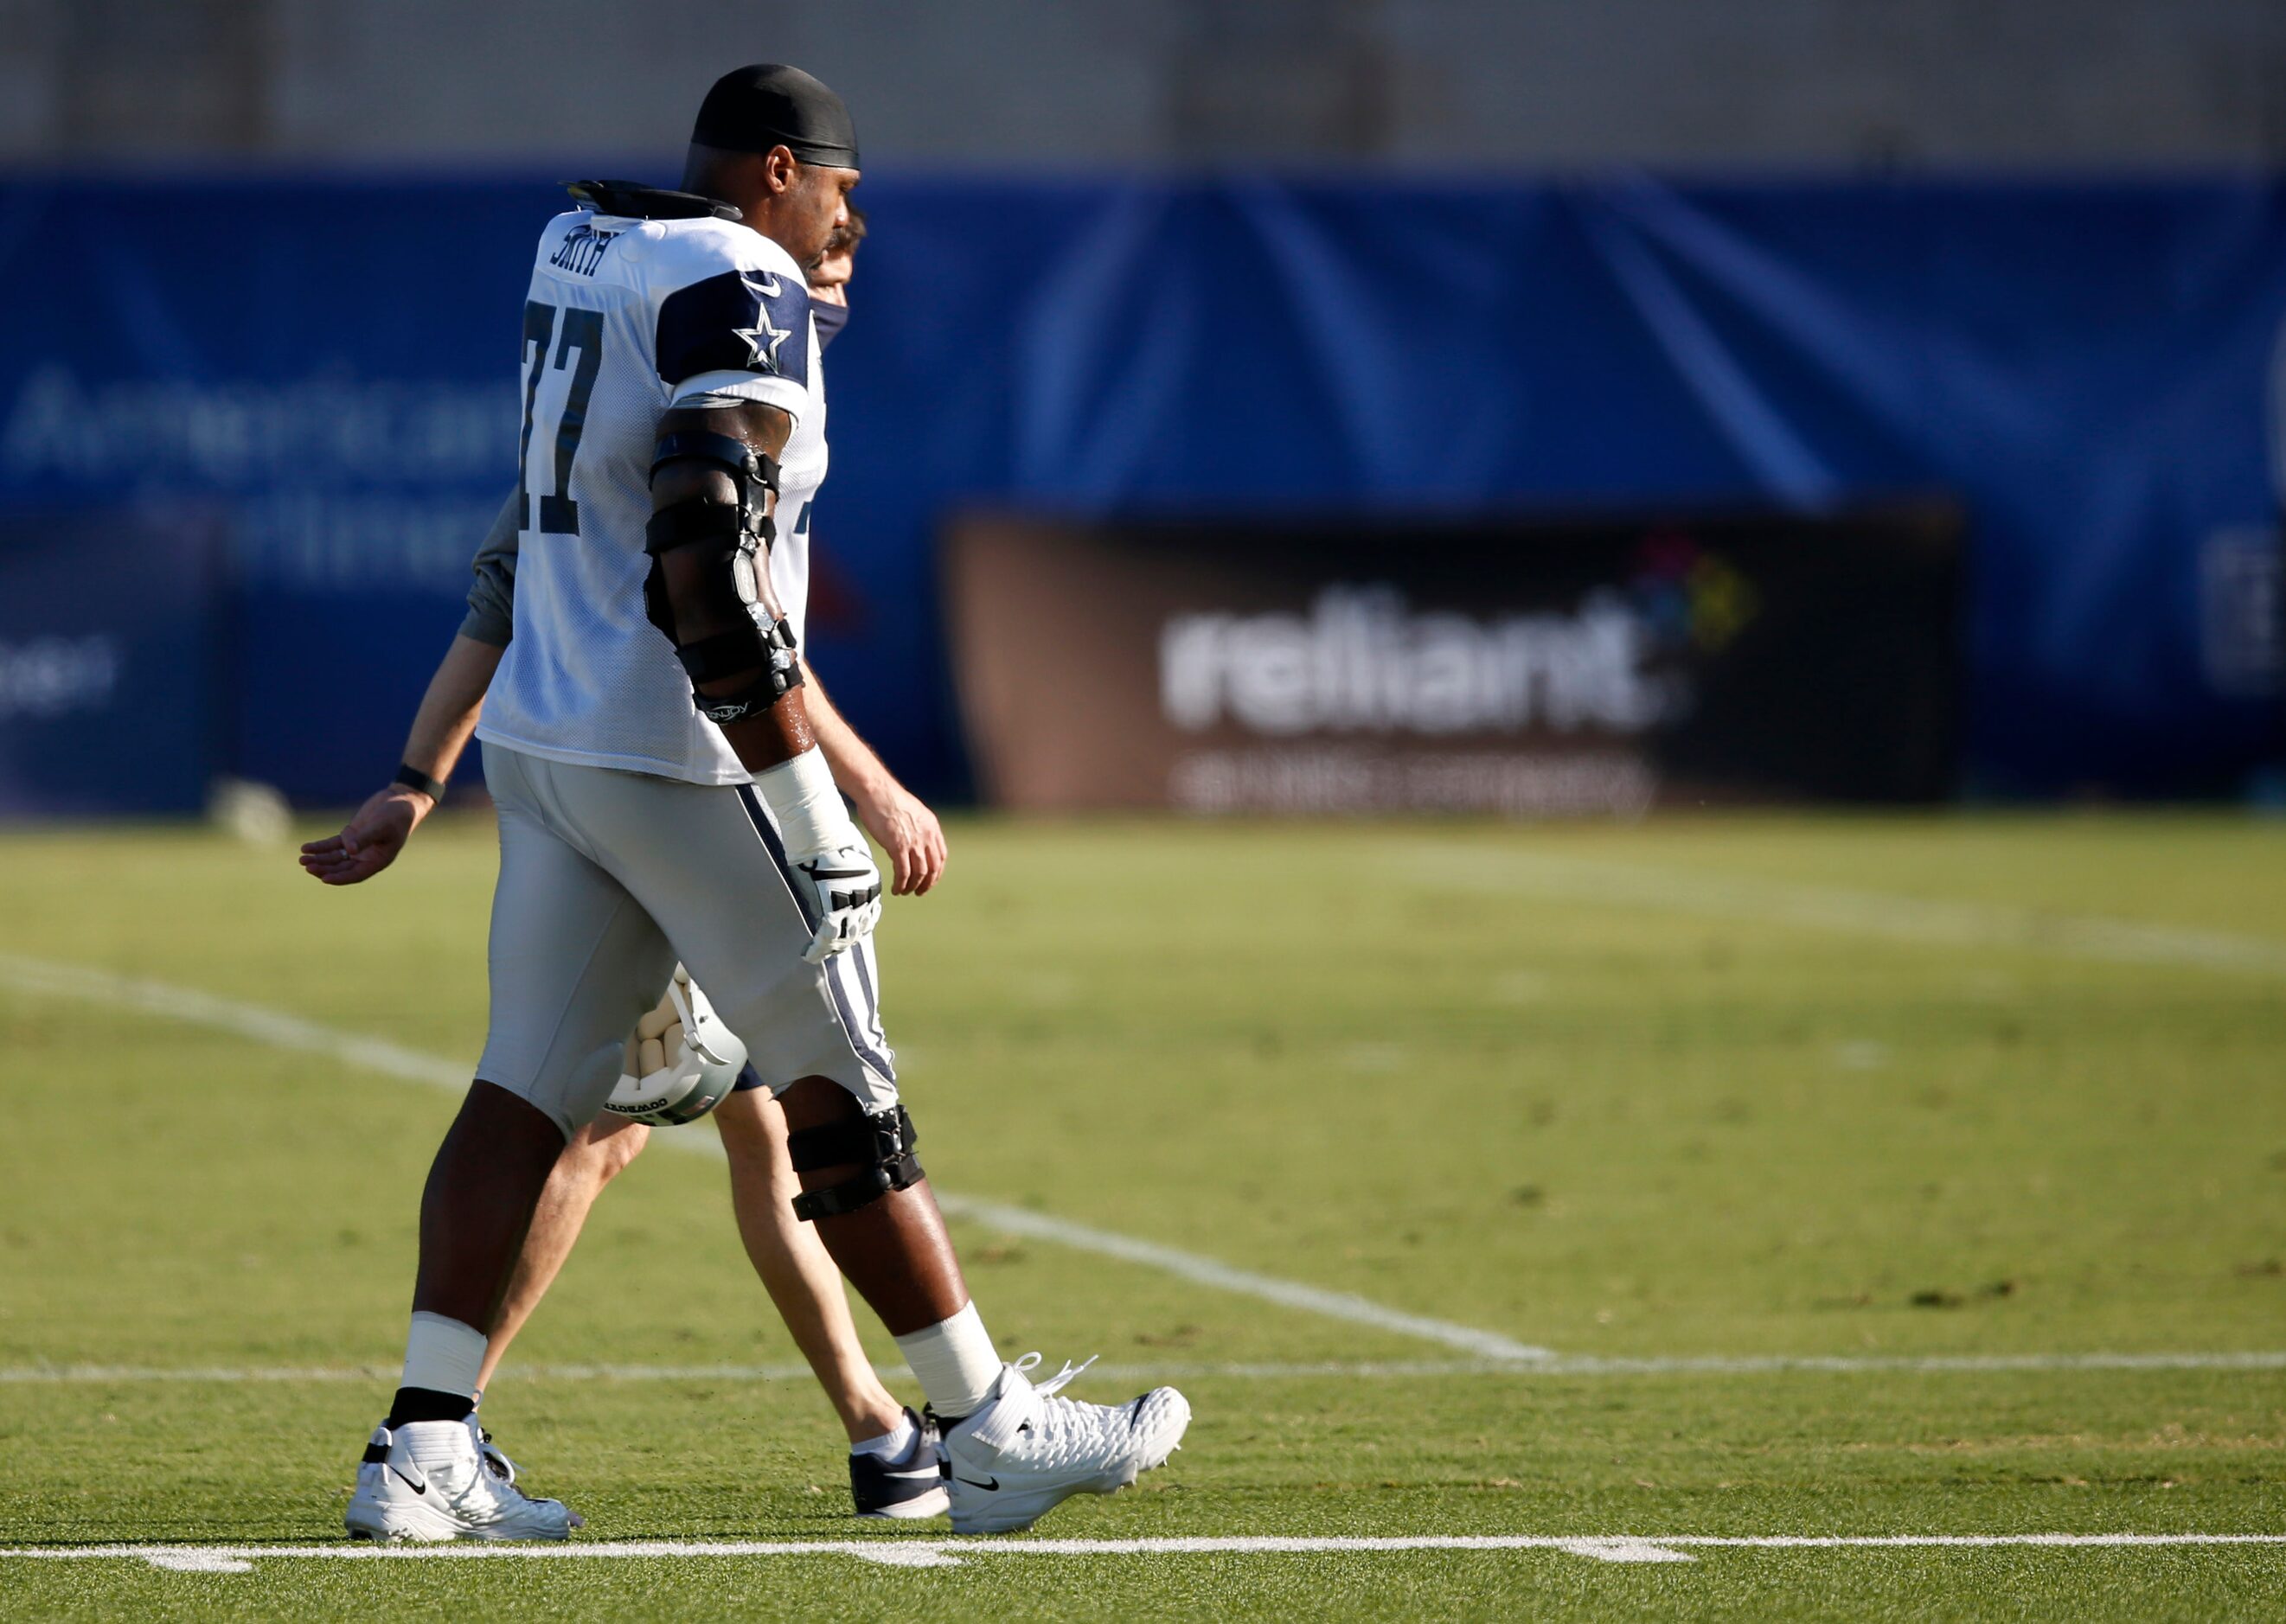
3,1532,2283,1574
6,1350,2282,1384
1427,850,2286,978
0,951,1546,1363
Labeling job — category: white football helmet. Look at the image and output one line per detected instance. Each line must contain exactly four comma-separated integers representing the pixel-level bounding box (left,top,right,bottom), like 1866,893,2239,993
602,966,749,1127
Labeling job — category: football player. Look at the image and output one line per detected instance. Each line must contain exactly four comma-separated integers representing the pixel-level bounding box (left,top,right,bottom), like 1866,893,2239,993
307,207,950,1521
311,66,1188,1542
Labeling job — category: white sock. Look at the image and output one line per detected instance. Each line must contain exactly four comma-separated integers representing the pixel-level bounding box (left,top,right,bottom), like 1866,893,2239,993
400,1311,487,1403
851,1411,919,1460
893,1301,1002,1418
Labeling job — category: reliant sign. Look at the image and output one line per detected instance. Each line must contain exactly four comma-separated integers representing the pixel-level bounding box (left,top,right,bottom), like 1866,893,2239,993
943,508,1961,815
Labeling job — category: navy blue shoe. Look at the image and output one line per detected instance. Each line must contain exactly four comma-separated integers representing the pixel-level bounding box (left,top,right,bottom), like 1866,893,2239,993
850,1407,948,1519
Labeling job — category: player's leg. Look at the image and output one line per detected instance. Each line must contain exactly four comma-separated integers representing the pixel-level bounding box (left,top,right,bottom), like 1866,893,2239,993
770,1056,1188,1536
349,745,673,1542
406,1085,565,1342
575,765,1189,1532
713,1079,947,1518
714,1083,900,1438
407,821,668,1399
774,1078,968,1327
474,1113,652,1397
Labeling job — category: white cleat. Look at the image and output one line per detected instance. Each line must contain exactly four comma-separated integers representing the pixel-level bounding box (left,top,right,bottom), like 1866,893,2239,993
344,1418,582,1543
468,1399,520,1487
941,1354,1190,1535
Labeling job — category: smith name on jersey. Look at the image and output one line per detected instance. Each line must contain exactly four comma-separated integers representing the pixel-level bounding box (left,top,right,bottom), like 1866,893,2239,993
478,187,829,786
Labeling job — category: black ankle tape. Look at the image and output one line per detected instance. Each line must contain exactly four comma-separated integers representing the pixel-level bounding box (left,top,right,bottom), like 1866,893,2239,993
388,1385,475,1425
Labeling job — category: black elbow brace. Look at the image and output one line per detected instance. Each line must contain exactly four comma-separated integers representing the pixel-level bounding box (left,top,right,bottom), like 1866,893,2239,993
644,428,804,724
786,1105,924,1221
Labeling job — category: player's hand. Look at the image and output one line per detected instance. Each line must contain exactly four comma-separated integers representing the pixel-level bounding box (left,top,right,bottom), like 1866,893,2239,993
791,839,883,963
852,780,947,896
298,786,432,886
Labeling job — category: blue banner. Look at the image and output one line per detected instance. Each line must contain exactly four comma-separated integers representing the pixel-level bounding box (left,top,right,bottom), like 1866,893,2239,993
0,172,2277,806
0,506,219,814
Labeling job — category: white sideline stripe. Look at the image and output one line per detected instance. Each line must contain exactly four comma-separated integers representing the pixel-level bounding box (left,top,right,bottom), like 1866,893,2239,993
924,1193,1549,1362
1431,850,2286,979
3,1533,2283,1574
6,1350,2282,1384
0,951,1545,1363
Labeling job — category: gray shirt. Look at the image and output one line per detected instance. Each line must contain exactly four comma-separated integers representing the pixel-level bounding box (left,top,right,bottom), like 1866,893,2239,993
460,490,520,647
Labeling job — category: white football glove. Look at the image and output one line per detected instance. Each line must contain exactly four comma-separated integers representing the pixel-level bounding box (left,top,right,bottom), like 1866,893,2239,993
792,840,882,964
752,748,883,965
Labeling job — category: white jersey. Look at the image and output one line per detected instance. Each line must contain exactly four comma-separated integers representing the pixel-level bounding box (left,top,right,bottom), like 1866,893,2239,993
477,197,829,785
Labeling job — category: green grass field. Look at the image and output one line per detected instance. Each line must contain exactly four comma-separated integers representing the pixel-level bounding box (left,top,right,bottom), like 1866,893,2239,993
1,811,2282,1620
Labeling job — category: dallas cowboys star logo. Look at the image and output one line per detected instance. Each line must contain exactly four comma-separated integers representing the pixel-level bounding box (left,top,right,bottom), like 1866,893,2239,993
733,272,793,374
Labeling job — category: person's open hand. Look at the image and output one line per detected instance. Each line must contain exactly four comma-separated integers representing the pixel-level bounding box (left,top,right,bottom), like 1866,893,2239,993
852,780,946,896
298,785,433,886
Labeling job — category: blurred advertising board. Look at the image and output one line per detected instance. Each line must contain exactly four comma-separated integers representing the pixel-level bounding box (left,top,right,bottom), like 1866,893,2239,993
0,509,221,816
944,508,1962,815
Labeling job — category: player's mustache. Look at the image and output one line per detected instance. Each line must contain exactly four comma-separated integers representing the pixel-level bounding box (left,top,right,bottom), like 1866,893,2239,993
807,224,860,269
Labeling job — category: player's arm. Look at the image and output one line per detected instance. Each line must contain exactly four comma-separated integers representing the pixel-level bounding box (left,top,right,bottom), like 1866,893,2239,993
461,486,521,649
300,490,519,886
803,661,945,897
298,633,502,886
647,399,880,959
649,399,813,763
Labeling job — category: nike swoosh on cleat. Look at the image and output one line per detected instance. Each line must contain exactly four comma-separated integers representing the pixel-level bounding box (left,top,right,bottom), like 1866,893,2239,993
956,1475,1000,1492
387,1465,427,1496
878,1466,941,1480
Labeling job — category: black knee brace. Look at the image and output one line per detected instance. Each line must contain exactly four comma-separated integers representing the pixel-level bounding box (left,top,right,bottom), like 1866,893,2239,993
786,1104,923,1221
